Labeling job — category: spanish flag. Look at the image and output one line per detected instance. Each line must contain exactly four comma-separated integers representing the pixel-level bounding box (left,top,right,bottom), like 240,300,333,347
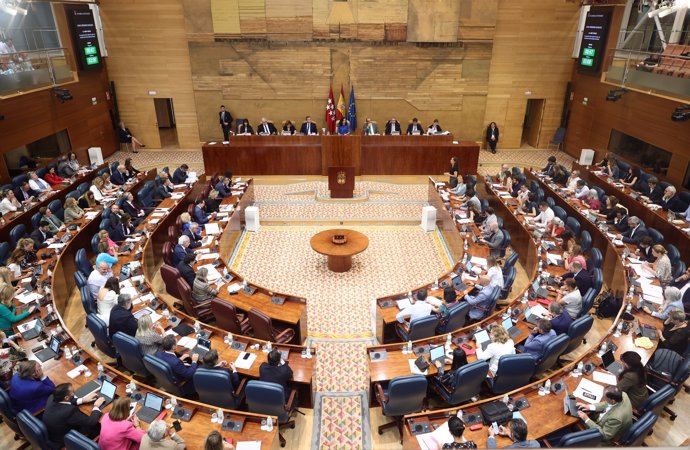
336,84,346,120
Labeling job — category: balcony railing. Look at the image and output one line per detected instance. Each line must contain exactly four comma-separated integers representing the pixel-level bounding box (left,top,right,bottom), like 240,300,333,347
604,48,690,101
0,47,76,97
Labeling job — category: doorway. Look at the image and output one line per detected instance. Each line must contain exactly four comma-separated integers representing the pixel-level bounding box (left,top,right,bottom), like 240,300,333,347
154,98,179,149
521,98,545,148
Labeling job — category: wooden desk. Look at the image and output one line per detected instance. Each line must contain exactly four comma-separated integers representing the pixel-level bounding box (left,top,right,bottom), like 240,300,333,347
201,135,479,176
310,229,369,272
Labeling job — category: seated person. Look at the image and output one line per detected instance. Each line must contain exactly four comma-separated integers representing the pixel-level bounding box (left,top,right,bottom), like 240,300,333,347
636,236,656,263
0,284,36,336
617,351,648,410
43,383,104,446
99,397,146,450
435,347,469,389
299,116,318,135
108,294,138,338
259,349,294,400
464,276,495,322
95,241,118,268
528,202,555,227
44,166,65,186
15,181,38,204
337,118,351,135
125,158,140,178
206,189,221,214
111,165,129,186
476,325,515,374
643,286,683,320
122,192,145,223
362,117,379,135
610,208,630,233
556,278,582,318
141,419,186,450
9,360,55,414
563,244,587,272
0,190,21,215
177,253,197,288
111,213,135,242
155,335,199,395
396,289,433,324
487,418,540,449
657,185,686,213
594,195,621,222
542,156,557,176
642,177,663,204
237,119,254,135
442,415,477,449
642,244,672,285
29,220,54,249
518,319,556,360
172,235,195,266
551,164,568,185
87,261,113,301
172,164,189,184
486,256,504,289
427,119,443,134
406,118,424,135
63,197,85,222
559,260,592,296
547,302,572,335
57,156,76,178
545,217,565,238
40,206,64,233
202,349,240,390
183,221,203,249
192,267,218,304
658,309,689,355
193,198,215,224
282,120,296,135
89,178,106,203
433,286,461,334
384,117,402,135
573,179,589,200
28,171,51,193
482,222,505,258
451,175,467,197
584,189,601,210
576,386,632,445
214,176,232,198
257,117,277,135
78,191,97,210
97,277,120,325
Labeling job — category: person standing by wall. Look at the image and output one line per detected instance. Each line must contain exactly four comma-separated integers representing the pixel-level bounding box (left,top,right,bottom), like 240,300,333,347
486,122,499,154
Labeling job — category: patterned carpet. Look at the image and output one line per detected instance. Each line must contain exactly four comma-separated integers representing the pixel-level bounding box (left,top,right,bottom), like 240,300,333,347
311,392,371,450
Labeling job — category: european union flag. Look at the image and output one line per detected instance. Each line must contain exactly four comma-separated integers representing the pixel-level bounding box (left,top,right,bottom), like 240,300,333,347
347,85,357,130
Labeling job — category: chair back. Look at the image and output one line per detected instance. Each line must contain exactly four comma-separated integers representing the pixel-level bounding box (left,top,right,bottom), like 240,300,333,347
142,354,186,397
31,212,42,229
534,334,570,374
79,286,95,315
666,244,680,266
383,375,428,416
9,223,26,247
588,248,602,269
638,384,674,417
112,332,151,378
447,360,490,405
211,298,246,334
245,380,292,423
160,265,182,299
618,411,656,446
66,190,80,201
90,234,100,254
12,173,29,187
47,199,63,221
247,308,275,341
0,241,10,265
99,218,112,232
17,409,53,450
74,271,88,288
579,288,597,318
647,227,663,244
579,230,592,253
565,216,580,236
491,354,535,395
0,389,21,436
110,161,119,173
556,429,602,448
86,313,118,358
497,229,510,257
407,315,440,341
503,252,518,271
672,261,686,280
64,429,101,450
193,367,240,409
563,315,594,355
553,206,567,222
500,266,516,299
545,197,555,208
444,301,470,331
77,183,89,195
168,225,178,244
591,268,603,296
75,248,93,277
162,241,174,266
176,278,198,317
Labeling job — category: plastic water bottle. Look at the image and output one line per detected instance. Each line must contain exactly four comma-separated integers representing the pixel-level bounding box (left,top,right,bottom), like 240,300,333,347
97,363,104,379
64,346,72,359
226,333,233,346
464,239,469,251
521,293,528,304
434,279,439,289
614,321,623,337
266,416,274,431
267,342,272,352
194,321,201,333
446,333,452,349
407,340,413,353
538,259,543,272
626,302,632,314
599,341,607,356
544,379,552,394
217,409,224,424
408,291,412,299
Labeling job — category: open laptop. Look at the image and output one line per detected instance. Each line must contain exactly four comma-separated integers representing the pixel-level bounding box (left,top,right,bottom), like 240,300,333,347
524,306,541,326
531,279,550,299
601,349,624,376
474,329,491,351
634,321,657,340
19,318,43,341
119,242,134,253
136,392,164,423
75,379,102,399
429,345,446,366
191,336,212,358
502,316,520,339
563,388,579,417
97,379,117,408
34,335,61,362
119,264,131,282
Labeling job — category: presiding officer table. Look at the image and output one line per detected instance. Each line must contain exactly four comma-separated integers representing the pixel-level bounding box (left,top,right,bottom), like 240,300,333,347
310,229,369,272
202,135,480,176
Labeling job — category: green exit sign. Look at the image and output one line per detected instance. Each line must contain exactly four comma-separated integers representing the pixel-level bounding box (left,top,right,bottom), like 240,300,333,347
86,55,99,65
84,46,97,56
580,57,594,67
583,48,595,57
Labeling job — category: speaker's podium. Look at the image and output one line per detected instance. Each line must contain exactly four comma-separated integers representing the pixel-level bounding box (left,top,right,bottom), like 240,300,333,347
328,166,355,199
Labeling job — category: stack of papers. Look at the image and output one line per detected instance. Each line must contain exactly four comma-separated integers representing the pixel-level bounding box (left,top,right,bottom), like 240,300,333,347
177,336,197,349
546,253,562,265
574,378,605,403
198,253,220,261
234,352,257,369
592,371,618,385
15,291,41,304
396,298,412,310
470,256,487,267
84,212,99,220
204,223,220,235
416,421,454,450
227,283,242,293
408,359,428,375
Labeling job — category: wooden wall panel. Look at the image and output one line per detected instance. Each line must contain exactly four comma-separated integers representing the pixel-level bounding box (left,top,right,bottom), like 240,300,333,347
406,0,460,43
210,0,241,34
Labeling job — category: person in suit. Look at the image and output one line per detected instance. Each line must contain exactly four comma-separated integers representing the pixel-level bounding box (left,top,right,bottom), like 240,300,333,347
519,319,556,360
15,181,37,204
299,116,318,135
362,117,380,135
111,165,128,186
29,220,53,249
202,349,241,390
108,294,138,338
176,253,197,288
39,207,64,233
111,213,135,242
617,216,648,244
542,156,557,176
122,192,145,223
257,117,277,135
658,309,689,355
28,171,51,193
182,222,203,249
486,122,499,154
172,164,189,184
193,198,214,225
155,335,199,394
464,276,495,321
219,105,233,141
214,176,232,198
109,204,124,227
117,121,145,153
577,386,633,445
657,185,687,212
282,120,296,135
641,177,664,204
259,349,294,401
482,222,505,258
9,360,55,414
547,302,573,335
57,156,76,178
140,419,186,450
384,117,402,135
43,383,105,446
237,118,254,135
560,261,593,296
406,118,424,135
487,418,540,448
610,208,630,233
172,235,195,266
427,119,443,134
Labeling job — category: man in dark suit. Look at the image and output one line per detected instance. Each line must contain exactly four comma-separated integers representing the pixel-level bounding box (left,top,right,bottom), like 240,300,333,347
219,105,233,141
384,117,402,135
202,349,241,390
108,294,138,338
257,118,277,135
193,199,214,225
57,156,76,178
155,335,199,394
642,177,664,204
214,176,232,198
43,383,105,446
299,116,318,135
111,165,128,185
173,235,195,266
9,361,55,414
176,252,196,287
609,208,630,233
481,222,505,258
29,220,53,249
15,181,37,204
637,236,656,263
561,261,593,296
172,164,189,184
548,302,573,335
618,216,648,244
406,118,424,135
109,204,124,227
122,192,145,222
657,185,686,212
182,222,203,249
259,349,294,400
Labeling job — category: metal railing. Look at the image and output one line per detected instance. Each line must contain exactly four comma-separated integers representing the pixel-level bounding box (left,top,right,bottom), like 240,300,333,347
0,47,76,97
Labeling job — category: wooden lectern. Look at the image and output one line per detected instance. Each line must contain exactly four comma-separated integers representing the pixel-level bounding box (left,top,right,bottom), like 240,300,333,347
328,166,355,198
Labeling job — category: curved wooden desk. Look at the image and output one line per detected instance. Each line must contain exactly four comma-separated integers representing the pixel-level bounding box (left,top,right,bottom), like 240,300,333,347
310,228,369,272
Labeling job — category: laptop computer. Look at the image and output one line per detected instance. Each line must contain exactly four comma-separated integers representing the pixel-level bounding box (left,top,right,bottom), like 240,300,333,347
502,316,520,339
119,264,131,282
136,393,164,423
97,379,117,408
75,379,102,399
524,306,541,326
474,329,491,351
531,279,550,299
601,349,624,376
429,345,446,365
35,335,61,362
19,318,43,341
191,336,212,358
634,321,657,340
563,388,579,417
119,242,134,253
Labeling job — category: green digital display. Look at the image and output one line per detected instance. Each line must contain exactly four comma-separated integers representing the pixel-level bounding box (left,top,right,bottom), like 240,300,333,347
84,46,97,56
583,48,595,57
86,55,99,65
580,57,594,67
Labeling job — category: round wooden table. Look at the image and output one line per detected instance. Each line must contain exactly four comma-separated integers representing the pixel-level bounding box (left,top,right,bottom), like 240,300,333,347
310,229,369,272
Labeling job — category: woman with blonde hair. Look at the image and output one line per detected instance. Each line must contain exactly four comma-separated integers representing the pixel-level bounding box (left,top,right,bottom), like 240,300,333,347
101,173,116,192
98,396,146,450
476,324,516,374
179,212,192,232
0,266,15,284
89,177,105,202
206,189,220,214
64,196,85,222
98,229,121,255
643,245,672,285
0,283,36,336
0,190,21,215
192,267,218,304
564,244,587,271
135,314,165,355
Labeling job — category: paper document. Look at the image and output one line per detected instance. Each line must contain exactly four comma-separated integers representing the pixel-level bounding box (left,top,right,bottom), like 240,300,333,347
204,223,220,235
198,264,221,282
234,352,257,369
396,298,412,310
227,283,242,293
592,371,618,386
15,292,41,304
408,359,428,375
198,253,220,261
470,256,487,267
47,243,67,249
416,421,453,450
67,365,89,379
236,442,262,450
177,336,197,349
574,378,605,403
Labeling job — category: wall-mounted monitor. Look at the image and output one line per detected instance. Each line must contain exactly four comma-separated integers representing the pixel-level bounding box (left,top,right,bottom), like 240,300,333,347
577,9,612,74
67,7,102,71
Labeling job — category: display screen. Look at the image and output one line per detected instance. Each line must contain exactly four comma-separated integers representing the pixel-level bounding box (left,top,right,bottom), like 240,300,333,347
68,7,102,70
577,9,611,73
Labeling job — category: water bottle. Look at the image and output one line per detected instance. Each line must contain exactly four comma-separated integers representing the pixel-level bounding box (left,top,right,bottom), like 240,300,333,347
445,333,452,349
64,346,72,359
599,341,607,356
226,332,233,346
627,285,634,300
626,302,632,314
194,321,201,333
217,408,224,424
434,279,439,289
267,342,272,352
407,340,413,353
408,291,412,299
544,379,552,393
464,239,469,251
266,416,274,431
614,321,623,337
521,293,528,303
97,362,104,379
538,259,543,272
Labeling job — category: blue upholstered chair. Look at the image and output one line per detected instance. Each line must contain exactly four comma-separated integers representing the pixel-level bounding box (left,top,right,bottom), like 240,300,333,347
64,430,101,450
503,252,519,272
545,429,602,448
90,234,100,254
193,367,246,409
10,223,26,247
545,196,555,208
591,268,603,296
75,248,93,277
565,216,580,236
579,230,592,253
646,227,663,244
442,301,470,333
579,288,597,319
112,332,151,379
142,354,187,397
587,248,602,270
432,360,489,406
16,409,59,450
500,266,516,300
636,384,674,418
74,271,88,289
79,286,95,316
86,313,118,359
552,206,567,222
375,375,427,443
47,199,63,221
562,315,593,355
245,380,298,447
488,354,535,395
616,411,657,446
0,241,10,265
666,244,680,266
533,334,570,375
395,315,439,342
0,389,23,442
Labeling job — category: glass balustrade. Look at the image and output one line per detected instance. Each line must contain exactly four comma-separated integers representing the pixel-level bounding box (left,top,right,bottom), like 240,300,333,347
0,47,77,97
